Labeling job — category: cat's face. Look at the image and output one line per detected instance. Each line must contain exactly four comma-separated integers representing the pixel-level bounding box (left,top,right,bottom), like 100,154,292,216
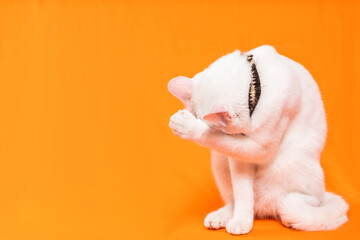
168,51,253,135
168,75,251,135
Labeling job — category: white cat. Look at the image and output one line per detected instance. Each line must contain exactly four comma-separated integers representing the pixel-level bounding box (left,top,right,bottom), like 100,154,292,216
168,45,348,235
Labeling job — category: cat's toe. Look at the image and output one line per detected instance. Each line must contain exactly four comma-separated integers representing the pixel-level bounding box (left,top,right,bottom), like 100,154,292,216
226,217,253,235
281,219,293,228
204,213,227,229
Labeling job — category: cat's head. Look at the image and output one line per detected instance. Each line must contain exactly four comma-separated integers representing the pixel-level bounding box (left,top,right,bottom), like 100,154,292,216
168,50,252,135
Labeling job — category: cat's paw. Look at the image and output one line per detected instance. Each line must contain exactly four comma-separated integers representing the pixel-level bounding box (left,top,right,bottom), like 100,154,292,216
169,109,207,141
226,217,253,235
204,205,233,229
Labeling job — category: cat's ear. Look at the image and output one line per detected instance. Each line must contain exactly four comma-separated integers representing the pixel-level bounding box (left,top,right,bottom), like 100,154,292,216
203,104,233,127
168,76,193,104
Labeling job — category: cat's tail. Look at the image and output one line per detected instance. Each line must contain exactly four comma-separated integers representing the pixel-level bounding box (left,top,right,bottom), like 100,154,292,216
279,192,348,231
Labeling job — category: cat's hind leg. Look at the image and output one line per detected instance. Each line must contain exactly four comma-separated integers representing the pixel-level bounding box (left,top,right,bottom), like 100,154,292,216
204,151,233,230
279,192,348,231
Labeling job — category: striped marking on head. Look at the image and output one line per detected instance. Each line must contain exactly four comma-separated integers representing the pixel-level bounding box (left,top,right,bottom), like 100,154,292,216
246,54,261,117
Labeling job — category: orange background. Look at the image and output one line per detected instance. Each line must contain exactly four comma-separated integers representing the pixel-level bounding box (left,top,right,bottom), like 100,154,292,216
0,0,359,239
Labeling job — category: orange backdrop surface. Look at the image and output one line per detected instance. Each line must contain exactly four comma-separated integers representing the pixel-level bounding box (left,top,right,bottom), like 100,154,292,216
0,0,359,239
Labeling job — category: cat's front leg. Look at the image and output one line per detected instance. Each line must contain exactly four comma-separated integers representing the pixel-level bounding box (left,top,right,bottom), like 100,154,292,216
226,159,255,235
169,109,209,142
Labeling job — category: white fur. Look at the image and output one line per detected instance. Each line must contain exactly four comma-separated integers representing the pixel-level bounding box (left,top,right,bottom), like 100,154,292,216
168,45,348,235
